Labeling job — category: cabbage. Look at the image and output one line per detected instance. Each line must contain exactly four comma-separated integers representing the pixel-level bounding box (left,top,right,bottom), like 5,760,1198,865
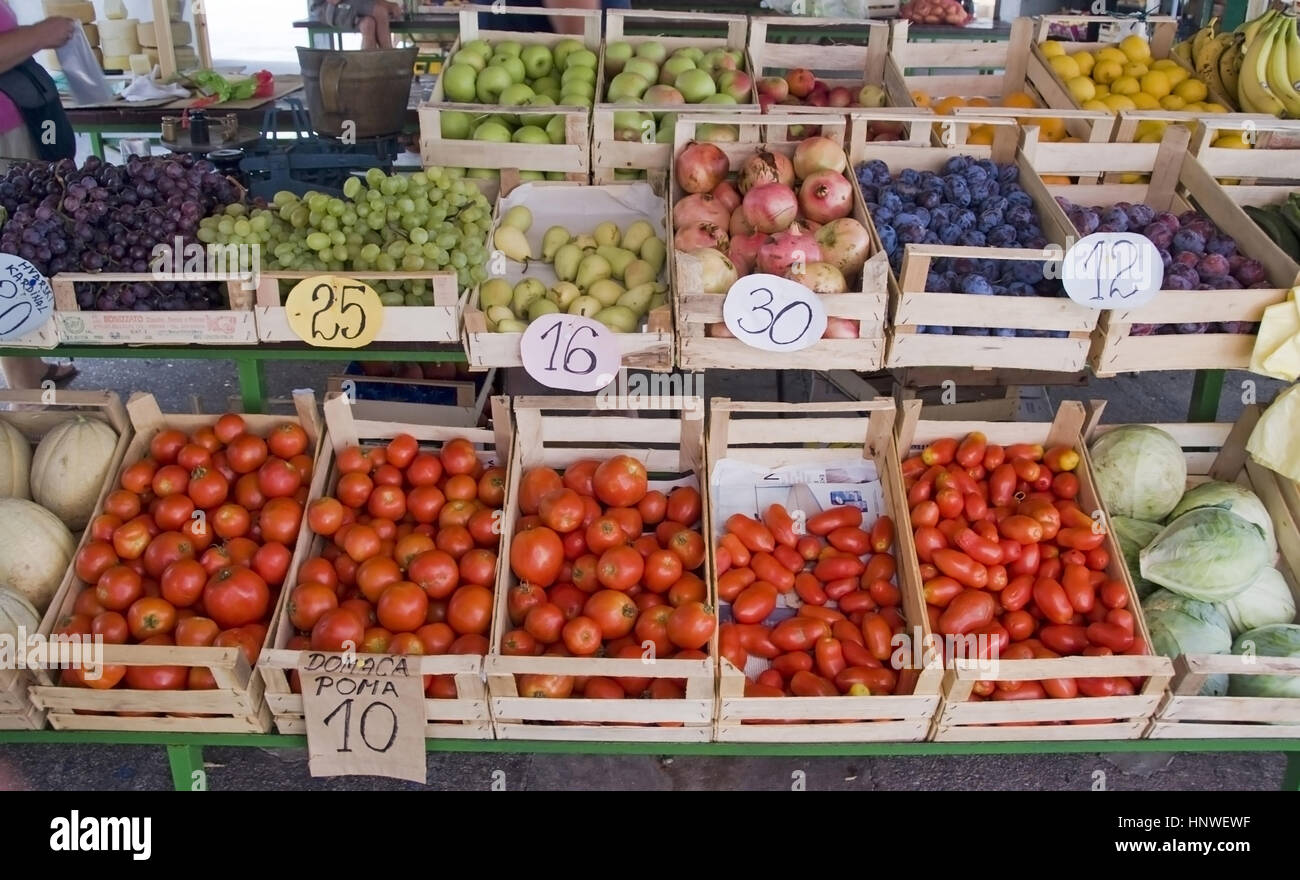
1142,588,1233,695
1218,568,1296,638
1139,508,1270,602
1112,515,1164,599
1168,480,1278,559
1229,624,1300,698
1089,425,1187,522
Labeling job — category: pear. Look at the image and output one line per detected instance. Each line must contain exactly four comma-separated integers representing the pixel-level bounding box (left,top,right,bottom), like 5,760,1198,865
623,258,656,289
593,220,621,248
494,225,532,261
575,253,612,290
502,205,533,231
547,281,581,310
649,291,668,310
594,305,639,333
486,304,517,325
528,298,560,321
496,318,529,333
573,233,598,251
587,278,626,307
620,220,656,253
541,226,571,262
616,282,656,315
553,243,583,282
596,245,637,279
512,277,546,314
640,236,666,275
568,295,603,317
480,277,512,308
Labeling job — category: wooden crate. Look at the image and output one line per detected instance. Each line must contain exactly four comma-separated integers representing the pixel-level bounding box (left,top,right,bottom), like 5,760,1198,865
894,400,1173,741
258,394,509,739
671,113,889,371
708,398,943,742
417,5,602,181
0,390,133,731
1187,116,1300,208
846,112,1097,370
1026,127,1300,375
486,395,714,741
28,392,320,732
244,271,462,344
592,9,758,185
325,371,495,430
747,16,891,116
1083,405,1300,738
49,273,256,345
463,178,674,372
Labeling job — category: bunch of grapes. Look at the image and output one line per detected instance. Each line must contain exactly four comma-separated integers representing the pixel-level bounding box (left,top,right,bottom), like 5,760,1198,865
199,167,493,306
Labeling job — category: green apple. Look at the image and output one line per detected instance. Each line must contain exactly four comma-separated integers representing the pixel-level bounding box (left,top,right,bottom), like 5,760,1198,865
493,55,526,84
517,170,547,181
615,168,646,181
674,46,704,63
635,41,667,65
442,63,479,102
546,114,568,144
525,94,556,126
561,80,594,101
520,44,553,79
512,124,551,144
552,37,584,70
564,48,598,71
701,48,738,74
440,109,473,139
697,122,738,143
623,57,658,84
604,41,633,74
472,120,512,142
701,93,736,104
461,39,492,59
559,93,591,109
546,171,565,180
607,71,649,102
498,82,535,106
466,168,500,180
561,65,596,87
643,85,684,108
495,40,523,58
531,75,562,100
475,65,512,103
654,112,677,144
450,50,486,72
675,68,717,103
659,55,695,85
613,109,653,142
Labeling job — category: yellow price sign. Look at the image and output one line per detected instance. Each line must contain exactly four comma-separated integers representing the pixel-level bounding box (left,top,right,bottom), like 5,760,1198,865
285,275,384,348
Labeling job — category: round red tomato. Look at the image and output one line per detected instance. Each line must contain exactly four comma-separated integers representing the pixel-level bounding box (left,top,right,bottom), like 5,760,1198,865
175,616,219,647
593,455,648,507
438,499,478,530
203,566,270,629
311,607,366,652
634,604,675,656
258,458,302,499
149,428,188,464
127,597,176,640
75,541,119,584
160,558,207,608
356,555,403,603
214,413,246,445
444,473,478,502
96,565,143,611
500,627,538,656
188,467,229,509
121,459,158,495
562,459,598,497
212,503,251,540
585,517,624,554
394,533,435,570
307,497,345,536
447,584,493,635
666,486,702,527
367,484,406,521
406,452,443,487
143,531,195,579
439,438,479,476
467,508,501,549
517,673,573,698
176,443,211,472
519,467,563,515
583,590,638,640
510,526,564,587
642,549,684,594
407,485,446,524
478,467,506,507
459,548,497,587
288,582,338,631
667,601,715,650
408,549,459,600
153,494,195,532
336,472,373,509
373,464,403,487
524,602,565,644
637,490,668,525
259,497,302,545
123,638,187,690
269,422,309,460
376,581,429,633
507,581,546,625
91,611,129,644
667,528,706,570
226,434,268,475
538,488,584,534
73,588,106,618
597,545,644,592
151,464,190,498
562,615,602,655
252,541,292,586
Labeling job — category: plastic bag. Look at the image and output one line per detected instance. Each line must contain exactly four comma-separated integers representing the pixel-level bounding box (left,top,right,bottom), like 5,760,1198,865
55,23,112,106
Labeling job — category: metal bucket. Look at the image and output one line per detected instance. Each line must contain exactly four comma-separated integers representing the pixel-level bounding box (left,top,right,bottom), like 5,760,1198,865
297,47,417,139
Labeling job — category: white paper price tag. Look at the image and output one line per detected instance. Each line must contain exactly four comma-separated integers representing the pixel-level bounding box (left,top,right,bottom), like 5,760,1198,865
1062,232,1162,309
723,274,827,352
0,255,54,341
520,314,620,392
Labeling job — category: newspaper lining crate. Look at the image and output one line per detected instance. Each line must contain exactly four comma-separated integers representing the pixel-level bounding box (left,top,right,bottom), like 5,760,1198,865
243,271,463,344
747,17,891,115
708,399,943,742
486,396,714,741
49,273,256,345
417,5,603,181
462,179,674,372
1082,405,1300,739
1026,126,1300,375
592,9,757,185
28,392,321,732
671,114,889,371
846,112,1096,370
894,400,1173,741
258,394,511,739
0,390,133,731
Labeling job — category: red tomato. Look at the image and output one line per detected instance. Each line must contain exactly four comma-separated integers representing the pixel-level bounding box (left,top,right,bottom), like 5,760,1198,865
407,485,446,524
252,541,292,586
643,549,684,593
667,528,706,570
406,452,443,487
538,488,585,534
562,615,603,655
160,558,206,608
637,490,667,525
311,607,366,652
203,566,270,629
376,581,429,633
459,548,497,587
288,582,338,631
584,589,638,640
561,459,598,497
91,611,129,644
666,486,702,527
96,565,143,611
104,489,142,522
367,484,407,521
439,438,479,476
447,584,493,635
258,497,303,545
175,616,220,647
936,590,996,636
510,526,564,587
732,581,777,624
149,428,188,464
127,597,176,640
408,549,460,600
667,601,715,650
75,541,119,584
506,581,546,625
211,503,250,540
593,455,649,508
476,467,506,507
226,434,269,475
123,636,188,690
596,545,644,592
258,458,302,499
519,467,563,515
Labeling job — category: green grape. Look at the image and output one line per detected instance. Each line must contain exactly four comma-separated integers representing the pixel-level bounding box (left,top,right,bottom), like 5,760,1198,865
367,188,383,203
387,240,407,258
421,242,440,260
225,203,247,217
409,280,427,295
367,214,386,231
250,214,270,232
400,215,420,231
233,219,251,237
401,253,425,271
435,232,457,249
332,244,349,262
380,178,399,196
341,211,357,227
365,168,386,187
450,250,468,269
380,291,405,306
307,194,328,213
306,231,331,251
470,265,488,283
343,177,363,200
196,227,216,243
409,227,429,245
327,198,345,217
320,215,339,233
377,254,397,271
397,197,416,214
386,208,401,224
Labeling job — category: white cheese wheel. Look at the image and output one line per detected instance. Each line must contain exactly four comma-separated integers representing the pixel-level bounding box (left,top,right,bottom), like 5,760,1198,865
143,46,198,67
82,23,98,45
101,54,131,71
104,0,128,19
129,54,152,75
42,1,95,23
137,21,192,49
97,18,140,42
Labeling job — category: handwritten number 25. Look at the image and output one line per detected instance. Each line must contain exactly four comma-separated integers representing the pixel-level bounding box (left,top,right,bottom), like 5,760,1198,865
310,283,368,341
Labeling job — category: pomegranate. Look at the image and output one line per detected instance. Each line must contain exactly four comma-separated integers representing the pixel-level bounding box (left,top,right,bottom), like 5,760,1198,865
814,217,871,278
675,141,730,194
786,68,816,99
737,150,795,194
728,232,766,276
786,261,848,294
742,183,799,234
687,248,739,294
674,222,729,252
757,225,822,276
799,170,853,223
712,180,742,213
674,193,731,231
822,317,860,339
792,136,848,179
729,205,755,237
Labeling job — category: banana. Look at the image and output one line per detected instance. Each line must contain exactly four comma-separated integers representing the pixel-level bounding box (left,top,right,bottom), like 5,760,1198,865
1285,15,1300,97
1266,16,1300,117
1197,32,1234,100
1238,18,1288,117
1219,35,1245,101
1240,9,1277,46
1191,18,1219,62
1173,40,1194,66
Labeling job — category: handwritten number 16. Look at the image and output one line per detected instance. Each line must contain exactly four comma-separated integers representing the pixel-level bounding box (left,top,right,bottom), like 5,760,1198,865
540,320,598,375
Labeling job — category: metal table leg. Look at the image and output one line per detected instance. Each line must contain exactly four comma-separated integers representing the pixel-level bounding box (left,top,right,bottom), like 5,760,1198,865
167,744,205,792
1187,369,1225,421
236,356,266,414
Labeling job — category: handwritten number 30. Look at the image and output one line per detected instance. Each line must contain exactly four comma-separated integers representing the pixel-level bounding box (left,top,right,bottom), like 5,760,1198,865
736,288,813,346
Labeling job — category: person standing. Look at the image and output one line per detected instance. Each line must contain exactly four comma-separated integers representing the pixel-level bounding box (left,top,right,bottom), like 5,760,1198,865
478,0,630,35
309,0,405,50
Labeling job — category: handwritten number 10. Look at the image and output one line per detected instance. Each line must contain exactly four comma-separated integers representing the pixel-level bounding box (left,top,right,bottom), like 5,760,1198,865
321,697,399,753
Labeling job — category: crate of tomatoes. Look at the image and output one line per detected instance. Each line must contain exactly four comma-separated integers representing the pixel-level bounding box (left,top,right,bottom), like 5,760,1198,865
29,393,320,733
486,396,715,741
895,399,1173,741
257,395,510,739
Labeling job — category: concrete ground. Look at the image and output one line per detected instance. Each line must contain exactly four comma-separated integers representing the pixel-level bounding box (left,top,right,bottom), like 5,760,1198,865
0,357,1288,791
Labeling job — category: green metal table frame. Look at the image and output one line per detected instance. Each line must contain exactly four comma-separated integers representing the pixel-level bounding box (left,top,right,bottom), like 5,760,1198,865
0,729,1294,790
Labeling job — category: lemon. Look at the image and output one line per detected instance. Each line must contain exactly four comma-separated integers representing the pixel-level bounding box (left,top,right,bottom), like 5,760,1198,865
1203,102,1229,113
1159,94,1187,110
1093,59,1124,84
1111,75,1141,96
1138,130,1165,143
1093,83,1110,97
934,95,967,115
1119,171,1151,183
1162,65,1190,87
1212,131,1251,148
1174,78,1208,102
1041,40,1066,58
1103,93,1137,112
1097,47,1128,64
1140,70,1172,98
1081,98,1110,111
1123,62,1149,79
1050,55,1081,79
1119,34,1152,63
1071,51,1096,75
1066,76,1097,103
1136,119,1167,138
1151,58,1179,70
1131,92,1162,109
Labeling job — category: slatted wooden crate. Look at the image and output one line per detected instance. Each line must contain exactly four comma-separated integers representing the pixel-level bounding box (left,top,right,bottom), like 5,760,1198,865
592,9,758,185
29,392,320,732
50,273,256,345
1082,405,1300,739
671,113,889,371
707,398,942,742
847,112,1096,370
894,400,1173,741
0,390,133,731
747,16,891,117
1186,117,1300,221
325,371,495,431
1025,126,1300,375
486,396,714,741
258,394,510,739
245,271,462,344
418,5,602,181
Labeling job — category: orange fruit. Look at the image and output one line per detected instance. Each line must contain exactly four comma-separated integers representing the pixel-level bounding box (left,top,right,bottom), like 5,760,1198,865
933,95,967,115
1001,91,1038,109
910,89,931,107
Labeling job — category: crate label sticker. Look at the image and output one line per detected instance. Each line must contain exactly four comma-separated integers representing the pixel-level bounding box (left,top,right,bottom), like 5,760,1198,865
723,274,827,352
520,314,620,392
300,652,426,783
285,276,384,348
1061,233,1162,309
0,255,54,341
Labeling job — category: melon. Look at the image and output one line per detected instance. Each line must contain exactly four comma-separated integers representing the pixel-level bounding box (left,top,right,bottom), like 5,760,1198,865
0,420,31,500
31,417,119,530
0,498,75,612
0,586,40,642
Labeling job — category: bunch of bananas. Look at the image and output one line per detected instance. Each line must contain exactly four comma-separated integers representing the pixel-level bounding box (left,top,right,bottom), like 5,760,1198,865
1244,195,1300,261
1175,11,1300,117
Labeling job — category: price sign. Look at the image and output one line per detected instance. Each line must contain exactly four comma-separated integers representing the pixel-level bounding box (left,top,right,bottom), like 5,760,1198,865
723,274,827,351
520,314,620,392
0,255,54,341
1062,233,1163,309
285,275,384,348
300,652,426,783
